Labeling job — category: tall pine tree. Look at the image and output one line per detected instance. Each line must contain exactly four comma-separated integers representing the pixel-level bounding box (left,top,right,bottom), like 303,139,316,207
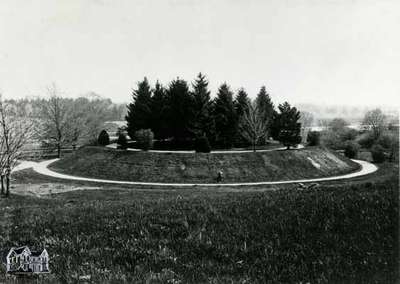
274,102,302,149
166,78,195,141
234,88,250,146
191,73,214,140
235,88,250,118
213,83,237,148
150,81,168,139
256,86,275,143
125,77,152,139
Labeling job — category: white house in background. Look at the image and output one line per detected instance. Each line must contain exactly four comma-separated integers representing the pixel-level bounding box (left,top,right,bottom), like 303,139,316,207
103,120,128,141
5,246,49,274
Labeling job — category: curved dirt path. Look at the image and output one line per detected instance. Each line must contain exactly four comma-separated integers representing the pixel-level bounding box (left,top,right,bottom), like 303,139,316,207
15,158,378,187
12,161,38,172
106,144,304,154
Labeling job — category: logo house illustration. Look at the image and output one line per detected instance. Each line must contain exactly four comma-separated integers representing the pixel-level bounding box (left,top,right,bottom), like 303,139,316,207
2,246,49,275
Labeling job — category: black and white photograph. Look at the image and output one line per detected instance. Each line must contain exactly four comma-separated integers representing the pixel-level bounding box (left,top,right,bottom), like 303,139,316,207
0,0,399,283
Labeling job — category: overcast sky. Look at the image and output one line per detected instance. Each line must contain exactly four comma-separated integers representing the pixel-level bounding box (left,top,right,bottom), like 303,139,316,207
0,0,399,107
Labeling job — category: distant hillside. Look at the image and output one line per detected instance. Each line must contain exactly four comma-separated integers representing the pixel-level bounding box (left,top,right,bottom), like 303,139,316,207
298,103,398,125
4,95,126,121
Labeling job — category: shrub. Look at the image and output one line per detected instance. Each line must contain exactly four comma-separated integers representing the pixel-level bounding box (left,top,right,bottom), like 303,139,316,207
97,130,110,146
377,134,395,149
151,139,196,151
195,136,211,153
371,144,385,163
380,133,399,162
358,132,375,149
340,128,358,141
329,118,348,131
344,141,359,159
117,133,128,150
306,131,320,146
388,123,398,131
320,131,344,150
135,129,154,151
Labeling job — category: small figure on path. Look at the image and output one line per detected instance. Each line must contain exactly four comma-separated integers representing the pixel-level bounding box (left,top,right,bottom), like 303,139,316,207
217,170,224,183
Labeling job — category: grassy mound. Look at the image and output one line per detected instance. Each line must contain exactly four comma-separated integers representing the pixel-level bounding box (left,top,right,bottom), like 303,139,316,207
50,146,360,183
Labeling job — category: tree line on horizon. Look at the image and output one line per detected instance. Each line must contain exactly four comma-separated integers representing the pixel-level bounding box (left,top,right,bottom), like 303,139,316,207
0,90,126,156
125,73,302,150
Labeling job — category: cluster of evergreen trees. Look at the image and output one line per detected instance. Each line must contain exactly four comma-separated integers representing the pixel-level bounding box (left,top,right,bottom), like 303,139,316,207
126,73,301,149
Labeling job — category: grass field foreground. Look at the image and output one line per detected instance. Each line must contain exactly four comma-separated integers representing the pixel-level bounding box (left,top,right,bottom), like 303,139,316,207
0,162,398,283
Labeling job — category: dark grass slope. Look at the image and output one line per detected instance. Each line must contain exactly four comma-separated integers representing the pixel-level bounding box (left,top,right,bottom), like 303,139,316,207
0,169,398,283
50,146,360,183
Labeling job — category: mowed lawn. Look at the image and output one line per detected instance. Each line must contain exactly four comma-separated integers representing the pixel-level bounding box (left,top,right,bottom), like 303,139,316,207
0,164,398,283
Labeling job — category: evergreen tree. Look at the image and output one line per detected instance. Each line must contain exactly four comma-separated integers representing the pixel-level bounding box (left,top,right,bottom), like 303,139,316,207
213,83,237,148
117,132,128,150
270,111,281,140
135,129,154,151
274,102,302,149
234,88,250,146
191,73,214,140
125,77,152,139
150,81,168,139
165,78,195,141
255,86,275,142
235,88,250,117
97,130,110,146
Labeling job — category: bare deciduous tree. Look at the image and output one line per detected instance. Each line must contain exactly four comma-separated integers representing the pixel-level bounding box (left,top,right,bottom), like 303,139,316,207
40,88,118,153
0,95,34,197
40,83,71,158
239,101,269,152
299,111,314,143
363,108,387,139
73,96,113,144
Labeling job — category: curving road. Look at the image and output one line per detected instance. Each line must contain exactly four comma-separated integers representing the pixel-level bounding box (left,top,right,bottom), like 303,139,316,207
14,158,378,187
